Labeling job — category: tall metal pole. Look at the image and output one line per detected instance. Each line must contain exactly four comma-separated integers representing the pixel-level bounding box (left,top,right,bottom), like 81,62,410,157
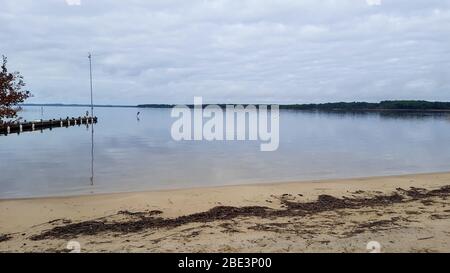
88,53,94,118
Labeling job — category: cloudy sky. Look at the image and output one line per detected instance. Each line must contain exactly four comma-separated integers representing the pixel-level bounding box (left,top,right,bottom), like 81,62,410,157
1,0,450,105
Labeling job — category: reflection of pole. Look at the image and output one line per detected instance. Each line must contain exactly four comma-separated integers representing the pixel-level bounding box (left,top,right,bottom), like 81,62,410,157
88,53,94,186
90,121,94,186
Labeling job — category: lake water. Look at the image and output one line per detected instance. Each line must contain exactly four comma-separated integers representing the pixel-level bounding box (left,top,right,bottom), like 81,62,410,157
1,106,450,199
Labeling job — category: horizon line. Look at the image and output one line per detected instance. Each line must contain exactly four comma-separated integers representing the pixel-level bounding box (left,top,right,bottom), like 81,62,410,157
20,99,450,108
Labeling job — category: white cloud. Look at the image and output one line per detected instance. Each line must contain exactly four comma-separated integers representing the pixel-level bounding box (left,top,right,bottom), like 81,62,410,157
366,0,382,6
65,0,81,6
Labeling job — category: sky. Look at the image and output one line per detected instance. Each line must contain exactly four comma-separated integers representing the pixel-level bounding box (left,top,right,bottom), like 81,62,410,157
1,0,450,105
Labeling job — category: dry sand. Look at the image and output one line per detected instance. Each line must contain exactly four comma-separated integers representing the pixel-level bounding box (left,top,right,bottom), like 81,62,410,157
1,172,450,253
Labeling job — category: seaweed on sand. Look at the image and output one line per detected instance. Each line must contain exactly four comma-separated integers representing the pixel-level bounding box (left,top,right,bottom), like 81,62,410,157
30,185,450,240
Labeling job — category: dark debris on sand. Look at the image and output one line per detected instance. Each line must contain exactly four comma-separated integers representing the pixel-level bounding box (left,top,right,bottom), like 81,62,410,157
0,234,11,243
30,185,450,241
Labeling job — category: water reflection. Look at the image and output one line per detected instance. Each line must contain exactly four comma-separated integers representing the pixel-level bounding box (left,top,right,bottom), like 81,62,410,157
283,109,450,120
89,122,95,186
1,106,450,199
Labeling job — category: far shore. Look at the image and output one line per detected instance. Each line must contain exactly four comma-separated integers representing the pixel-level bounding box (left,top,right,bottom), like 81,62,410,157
1,172,450,253
20,100,450,112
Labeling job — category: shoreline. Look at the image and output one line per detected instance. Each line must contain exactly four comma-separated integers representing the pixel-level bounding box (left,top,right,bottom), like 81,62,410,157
1,172,450,252
3,171,450,201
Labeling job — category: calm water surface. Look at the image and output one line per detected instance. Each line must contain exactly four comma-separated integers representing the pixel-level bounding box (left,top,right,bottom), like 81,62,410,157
1,106,450,198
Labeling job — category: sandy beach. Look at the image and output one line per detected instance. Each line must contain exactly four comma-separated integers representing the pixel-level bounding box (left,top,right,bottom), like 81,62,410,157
1,172,449,253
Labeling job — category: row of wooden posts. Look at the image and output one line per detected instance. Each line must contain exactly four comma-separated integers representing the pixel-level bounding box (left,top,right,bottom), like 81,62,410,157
0,116,98,135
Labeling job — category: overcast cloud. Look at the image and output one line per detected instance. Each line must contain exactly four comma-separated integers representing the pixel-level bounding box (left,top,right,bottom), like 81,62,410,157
1,0,450,104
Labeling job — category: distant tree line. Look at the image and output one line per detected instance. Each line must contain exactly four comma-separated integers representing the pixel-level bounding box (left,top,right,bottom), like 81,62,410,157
281,101,450,111
137,101,450,111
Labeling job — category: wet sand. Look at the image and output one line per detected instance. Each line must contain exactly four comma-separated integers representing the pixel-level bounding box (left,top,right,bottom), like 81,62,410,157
1,172,450,253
